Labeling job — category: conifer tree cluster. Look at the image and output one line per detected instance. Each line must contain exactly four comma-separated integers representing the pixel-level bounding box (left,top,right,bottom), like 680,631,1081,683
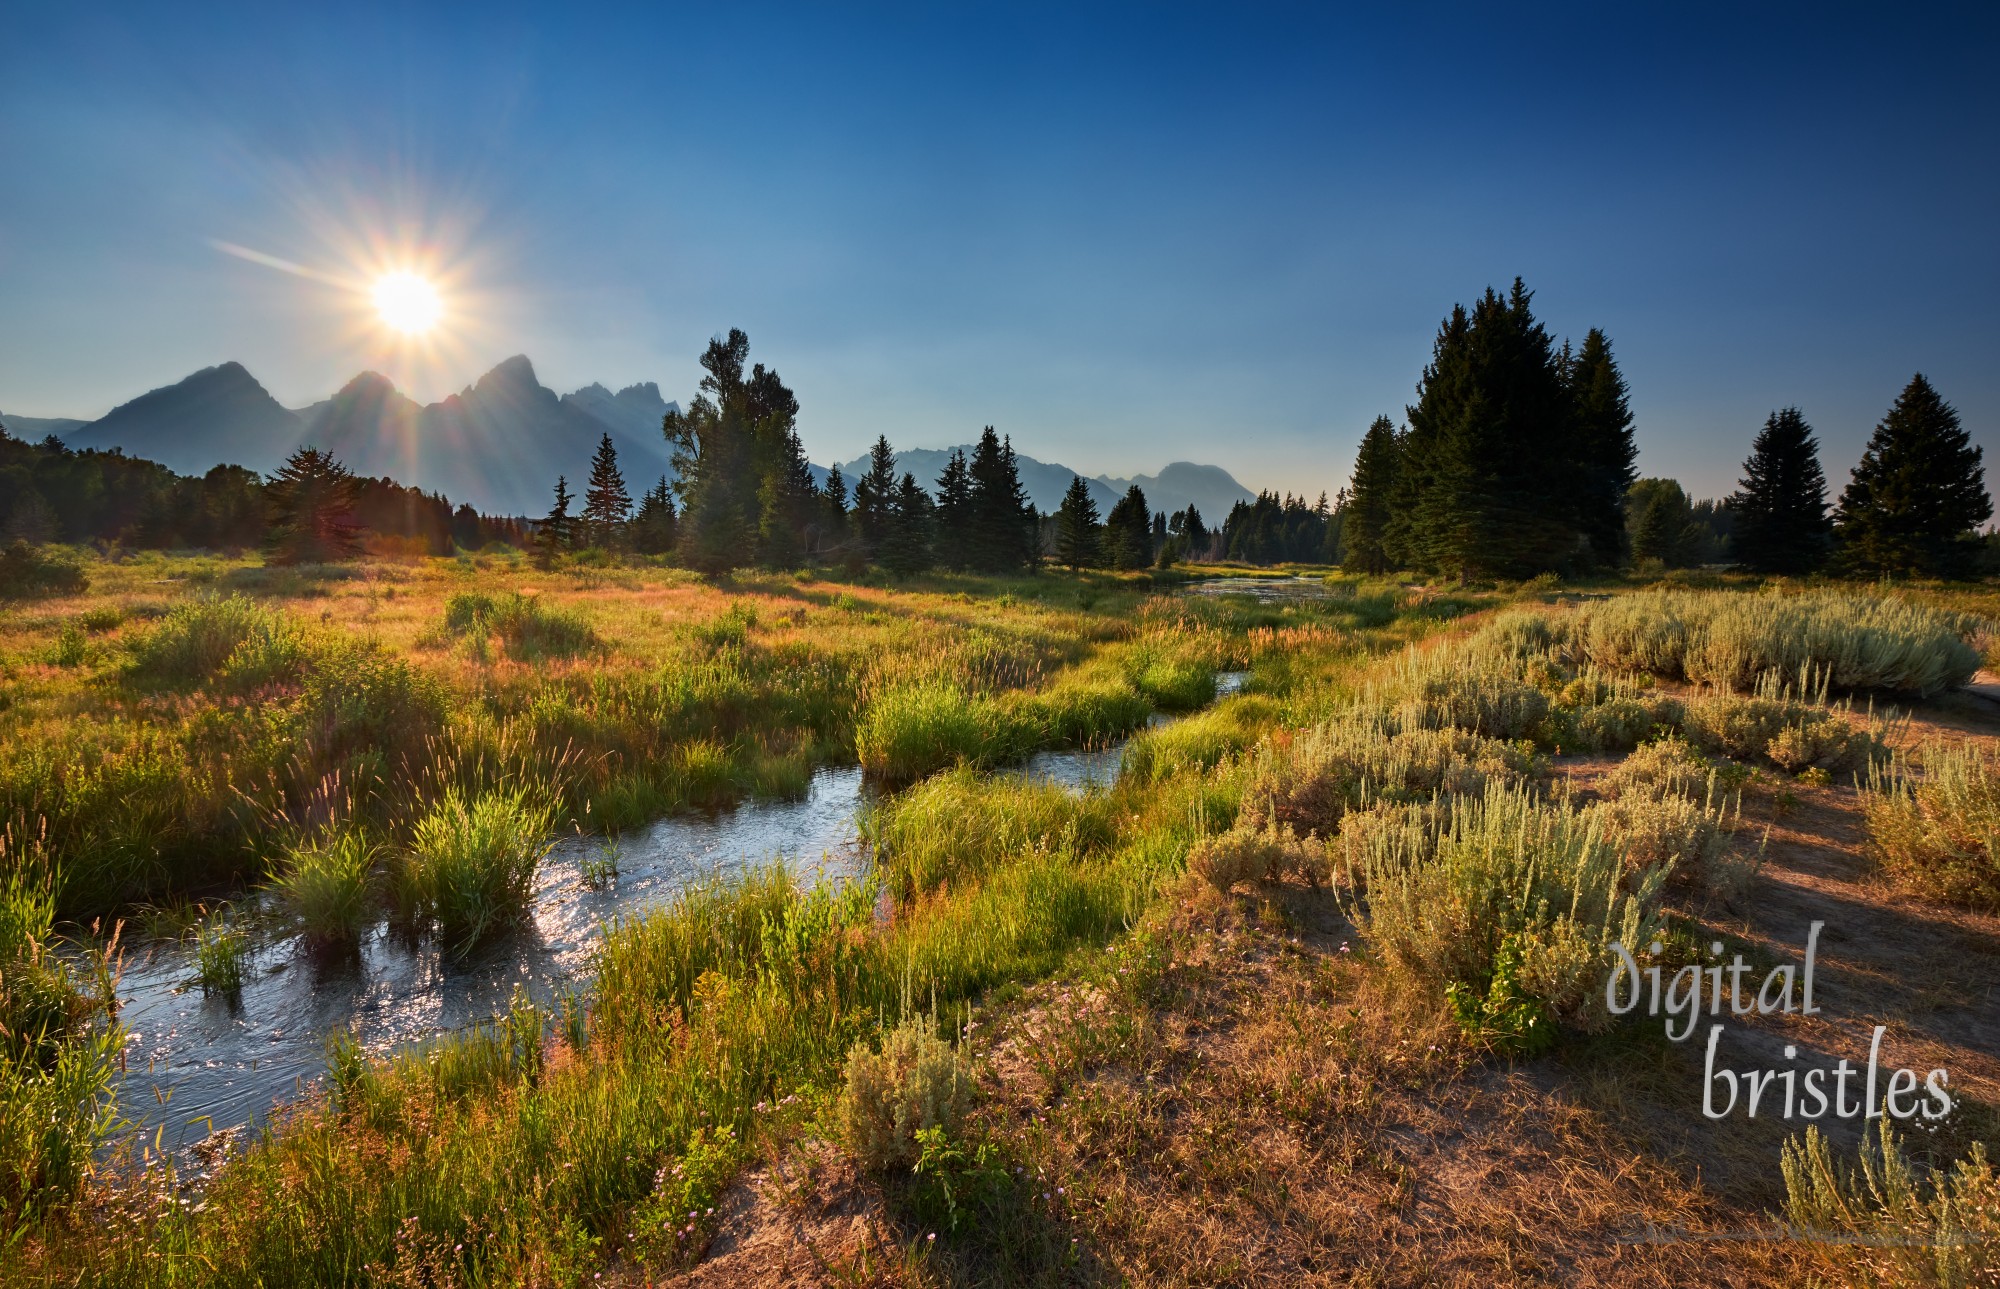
1219,491,1335,565
1349,281,1636,580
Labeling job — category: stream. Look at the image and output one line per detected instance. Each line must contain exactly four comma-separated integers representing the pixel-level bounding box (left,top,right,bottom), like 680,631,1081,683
106,674,1245,1156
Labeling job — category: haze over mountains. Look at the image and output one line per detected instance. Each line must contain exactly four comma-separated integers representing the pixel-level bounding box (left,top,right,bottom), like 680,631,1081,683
8,358,1255,520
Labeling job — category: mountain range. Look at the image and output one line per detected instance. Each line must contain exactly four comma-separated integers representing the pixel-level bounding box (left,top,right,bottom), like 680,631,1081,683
11,358,678,516
5,358,1255,520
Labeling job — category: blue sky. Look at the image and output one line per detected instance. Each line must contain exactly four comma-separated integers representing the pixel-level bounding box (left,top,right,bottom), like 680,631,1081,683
2,2,1995,499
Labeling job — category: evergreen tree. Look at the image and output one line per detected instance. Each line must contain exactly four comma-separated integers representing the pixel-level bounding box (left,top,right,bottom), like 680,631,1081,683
1104,484,1152,569
819,465,850,559
1342,415,1400,574
264,446,363,564
851,436,899,560
1168,506,1209,561
581,433,631,547
1388,281,1603,579
880,472,935,576
1836,374,1992,578
1729,408,1830,574
631,477,678,555
1565,328,1639,568
663,328,814,573
1055,474,1101,569
1626,478,1698,568
932,450,974,570
967,427,1037,572
535,475,577,566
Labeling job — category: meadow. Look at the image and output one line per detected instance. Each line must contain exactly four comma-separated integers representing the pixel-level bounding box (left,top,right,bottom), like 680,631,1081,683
2,553,1998,1286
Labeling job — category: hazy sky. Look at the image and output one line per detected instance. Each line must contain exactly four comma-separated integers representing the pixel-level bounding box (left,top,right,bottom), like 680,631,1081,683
3,2,1995,499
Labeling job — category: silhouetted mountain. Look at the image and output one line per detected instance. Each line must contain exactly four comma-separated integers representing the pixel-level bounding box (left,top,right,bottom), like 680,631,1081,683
830,446,1253,518
0,413,90,442
50,357,682,516
62,363,302,475
1095,461,1256,522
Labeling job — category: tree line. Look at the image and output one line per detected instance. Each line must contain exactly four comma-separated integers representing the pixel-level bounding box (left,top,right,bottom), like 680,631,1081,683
1339,279,1991,581
0,426,524,564
531,328,1191,575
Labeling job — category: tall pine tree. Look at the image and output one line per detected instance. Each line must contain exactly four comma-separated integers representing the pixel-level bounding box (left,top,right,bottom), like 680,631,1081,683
264,446,363,565
1730,408,1830,574
967,427,1037,571
1836,374,1992,578
1055,474,1101,569
880,473,935,576
582,433,631,547
851,436,899,561
932,450,974,570
534,475,577,567
1104,485,1152,569
631,477,678,555
1564,328,1638,569
1341,416,1400,574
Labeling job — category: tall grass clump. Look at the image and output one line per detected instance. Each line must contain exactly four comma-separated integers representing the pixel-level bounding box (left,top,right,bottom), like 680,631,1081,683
127,594,300,689
854,681,1004,780
1572,589,1982,697
0,870,121,1231
190,908,250,993
1238,717,1538,844
1862,739,2000,909
1352,784,1668,1053
272,830,378,946
1120,695,1276,783
1783,1122,1999,1287
398,788,556,953
441,591,599,661
864,767,1119,897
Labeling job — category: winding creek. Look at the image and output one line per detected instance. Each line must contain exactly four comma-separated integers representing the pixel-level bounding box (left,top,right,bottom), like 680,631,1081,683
106,673,1247,1156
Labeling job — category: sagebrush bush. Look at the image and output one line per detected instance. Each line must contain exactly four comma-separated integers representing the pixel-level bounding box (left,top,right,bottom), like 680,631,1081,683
1187,815,1329,890
840,1014,973,1171
1862,739,2000,909
1572,589,1981,697
1679,686,1884,774
1352,784,1667,1048
1240,718,1537,843
1783,1122,1999,1288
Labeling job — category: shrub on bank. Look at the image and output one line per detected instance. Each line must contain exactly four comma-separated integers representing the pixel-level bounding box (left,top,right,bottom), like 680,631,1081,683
840,1013,972,1171
1571,589,1982,697
1862,738,2000,909
1352,784,1668,1052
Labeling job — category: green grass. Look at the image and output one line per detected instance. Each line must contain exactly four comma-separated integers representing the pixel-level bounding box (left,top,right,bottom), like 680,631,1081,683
271,831,378,946
397,788,556,954
189,910,250,993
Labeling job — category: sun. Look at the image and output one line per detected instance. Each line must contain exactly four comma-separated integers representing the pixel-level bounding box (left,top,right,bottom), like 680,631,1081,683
371,271,442,334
